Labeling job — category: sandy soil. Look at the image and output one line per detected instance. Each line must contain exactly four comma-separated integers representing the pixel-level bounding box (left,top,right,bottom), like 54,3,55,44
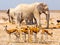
0,10,60,45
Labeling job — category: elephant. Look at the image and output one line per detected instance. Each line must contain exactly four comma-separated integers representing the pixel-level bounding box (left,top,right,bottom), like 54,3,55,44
7,8,16,24
15,2,50,28
7,2,50,28
7,8,37,26
16,12,37,26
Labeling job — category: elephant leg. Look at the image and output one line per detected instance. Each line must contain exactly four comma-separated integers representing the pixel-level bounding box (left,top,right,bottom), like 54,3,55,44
7,9,11,23
9,18,12,23
10,16,15,24
25,19,28,25
8,15,11,23
20,19,24,26
25,18,31,25
29,19,33,25
25,17,32,25
8,16,12,23
33,16,37,25
30,16,34,25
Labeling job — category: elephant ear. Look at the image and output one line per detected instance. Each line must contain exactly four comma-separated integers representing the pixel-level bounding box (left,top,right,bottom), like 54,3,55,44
43,3,49,11
7,9,10,14
37,3,44,13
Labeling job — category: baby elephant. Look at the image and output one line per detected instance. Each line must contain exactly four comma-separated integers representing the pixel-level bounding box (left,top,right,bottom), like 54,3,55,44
17,12,37,26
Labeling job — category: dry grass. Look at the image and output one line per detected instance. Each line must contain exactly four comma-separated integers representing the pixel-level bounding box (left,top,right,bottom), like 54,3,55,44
0,10,60,45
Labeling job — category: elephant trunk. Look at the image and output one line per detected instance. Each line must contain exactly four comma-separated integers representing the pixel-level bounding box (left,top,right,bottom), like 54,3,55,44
46,10,50,29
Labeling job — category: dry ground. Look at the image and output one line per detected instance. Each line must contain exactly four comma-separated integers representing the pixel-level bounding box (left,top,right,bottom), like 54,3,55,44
0,10,60,45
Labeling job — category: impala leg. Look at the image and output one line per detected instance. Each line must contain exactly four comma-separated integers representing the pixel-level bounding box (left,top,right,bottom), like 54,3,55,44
45,33,48,42
9,34,11,43
34,33,37,43
7,34,11,45
28,29,30,42
16,33,20,42
28,29,32,43
41,33,44,42
25,33,26,42
14,32,20,42
19,31,21,42
24,33,26,42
